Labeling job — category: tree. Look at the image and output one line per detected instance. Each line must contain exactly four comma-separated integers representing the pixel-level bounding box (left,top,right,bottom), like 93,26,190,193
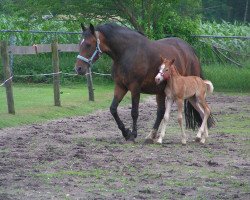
0,0,202,40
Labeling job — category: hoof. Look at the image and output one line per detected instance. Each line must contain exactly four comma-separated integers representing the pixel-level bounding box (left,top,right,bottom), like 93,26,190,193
125,133,135,143
195,137,201,143
200,138,206,144
143,138,154,145
155,141,163,145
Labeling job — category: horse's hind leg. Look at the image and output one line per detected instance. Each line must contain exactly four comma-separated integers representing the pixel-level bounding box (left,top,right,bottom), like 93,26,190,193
145,93,165,143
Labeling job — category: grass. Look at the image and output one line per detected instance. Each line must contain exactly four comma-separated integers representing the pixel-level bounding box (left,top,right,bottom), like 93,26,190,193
0,82,134,128
1,60,249,129
202,61,250,92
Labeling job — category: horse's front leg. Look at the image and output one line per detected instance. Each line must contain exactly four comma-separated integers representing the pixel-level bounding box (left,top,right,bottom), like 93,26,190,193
177,98,187,145
129,84,141,141
110,84,131,140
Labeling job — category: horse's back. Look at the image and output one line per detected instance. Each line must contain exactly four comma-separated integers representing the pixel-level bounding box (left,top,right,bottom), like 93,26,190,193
156,37,201,77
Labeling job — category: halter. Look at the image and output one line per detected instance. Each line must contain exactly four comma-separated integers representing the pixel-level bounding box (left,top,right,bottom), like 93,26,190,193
77,32,102,66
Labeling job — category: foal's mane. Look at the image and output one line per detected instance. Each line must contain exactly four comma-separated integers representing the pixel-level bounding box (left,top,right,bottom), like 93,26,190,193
170,64,181,76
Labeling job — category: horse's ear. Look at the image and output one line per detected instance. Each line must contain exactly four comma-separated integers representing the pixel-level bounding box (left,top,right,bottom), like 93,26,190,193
170,58,175,65
89,23,95,35
81,23,86,32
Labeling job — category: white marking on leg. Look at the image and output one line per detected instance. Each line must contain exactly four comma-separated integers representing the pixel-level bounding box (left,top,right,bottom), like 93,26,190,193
156,99,172,144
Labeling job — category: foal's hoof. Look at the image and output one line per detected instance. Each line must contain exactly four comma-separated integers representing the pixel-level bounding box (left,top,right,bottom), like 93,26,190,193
181,140,187,145
200,138,206,144
143,138,154,145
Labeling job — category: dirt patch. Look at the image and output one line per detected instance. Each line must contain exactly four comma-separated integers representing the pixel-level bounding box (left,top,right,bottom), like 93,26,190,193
0,93,249,199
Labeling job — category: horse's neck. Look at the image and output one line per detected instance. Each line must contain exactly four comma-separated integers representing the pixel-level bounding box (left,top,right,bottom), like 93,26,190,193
171,65,181,76
103,32,149,60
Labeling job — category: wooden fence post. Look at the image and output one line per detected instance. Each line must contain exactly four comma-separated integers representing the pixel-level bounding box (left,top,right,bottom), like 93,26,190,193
86,67,94,101
51,39,61,106
0,41,15,114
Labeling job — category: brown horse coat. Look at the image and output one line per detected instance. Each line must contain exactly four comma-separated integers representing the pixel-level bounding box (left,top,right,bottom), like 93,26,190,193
75,23,212,141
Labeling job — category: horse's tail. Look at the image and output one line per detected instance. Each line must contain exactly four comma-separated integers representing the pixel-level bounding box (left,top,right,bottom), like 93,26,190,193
204,80,214,94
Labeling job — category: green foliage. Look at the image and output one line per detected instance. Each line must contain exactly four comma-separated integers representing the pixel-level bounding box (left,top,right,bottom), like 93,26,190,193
0,14,81,45
194,21,250,63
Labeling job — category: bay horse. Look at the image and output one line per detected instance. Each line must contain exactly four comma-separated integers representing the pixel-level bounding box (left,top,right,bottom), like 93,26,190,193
75,23,214,142
155,57,214,145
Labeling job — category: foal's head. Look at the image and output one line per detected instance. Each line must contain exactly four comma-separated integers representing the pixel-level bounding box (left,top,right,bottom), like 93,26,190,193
155,57,175,84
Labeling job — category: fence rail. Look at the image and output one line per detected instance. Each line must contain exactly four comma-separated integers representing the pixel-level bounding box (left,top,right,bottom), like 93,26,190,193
8,44,79,54
0,40,96,114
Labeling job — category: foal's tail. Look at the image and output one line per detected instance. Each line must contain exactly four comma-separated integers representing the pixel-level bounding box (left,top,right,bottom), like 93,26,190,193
204,80,214,94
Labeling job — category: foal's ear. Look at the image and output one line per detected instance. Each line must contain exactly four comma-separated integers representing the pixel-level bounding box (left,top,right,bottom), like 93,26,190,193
81,23,86,32
170,58,175,65
160,55,164,62
89,23,95,35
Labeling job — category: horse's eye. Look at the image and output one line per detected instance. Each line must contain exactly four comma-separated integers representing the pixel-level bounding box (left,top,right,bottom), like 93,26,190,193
85,43,91,48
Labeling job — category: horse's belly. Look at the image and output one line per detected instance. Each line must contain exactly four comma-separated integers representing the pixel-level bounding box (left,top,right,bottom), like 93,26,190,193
141,82,166,94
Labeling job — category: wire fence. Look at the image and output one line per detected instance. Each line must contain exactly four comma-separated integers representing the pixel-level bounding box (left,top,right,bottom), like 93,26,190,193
1,29,250,114
0,71,112,87
0,29,249,87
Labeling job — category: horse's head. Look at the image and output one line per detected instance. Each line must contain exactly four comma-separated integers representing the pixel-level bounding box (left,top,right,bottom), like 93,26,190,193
75,23,103,75
155,56,175,84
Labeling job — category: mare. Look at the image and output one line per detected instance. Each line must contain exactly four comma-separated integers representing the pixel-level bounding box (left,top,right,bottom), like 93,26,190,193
155,57,214,144
75,23,214,142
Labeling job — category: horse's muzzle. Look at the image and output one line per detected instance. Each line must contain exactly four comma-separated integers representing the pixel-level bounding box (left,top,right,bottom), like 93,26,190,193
75,66,86,75
155,75,163,85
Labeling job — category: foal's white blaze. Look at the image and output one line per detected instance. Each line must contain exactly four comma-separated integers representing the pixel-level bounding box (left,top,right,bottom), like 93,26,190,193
155,64,165,84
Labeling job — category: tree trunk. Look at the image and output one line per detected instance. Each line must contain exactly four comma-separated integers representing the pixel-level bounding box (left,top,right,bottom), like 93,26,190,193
244,0,249,23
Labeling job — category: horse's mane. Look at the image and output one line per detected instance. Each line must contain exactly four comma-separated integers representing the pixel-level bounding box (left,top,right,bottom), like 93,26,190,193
96,23,145,37
95,23,147,49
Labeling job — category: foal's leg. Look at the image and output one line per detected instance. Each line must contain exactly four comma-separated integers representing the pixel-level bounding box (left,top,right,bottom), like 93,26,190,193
197,98,211,144
200,101,211,144
176,98,187,145
188,96,204,119
156,99,173,144
145,93,165,143
188,97,205,142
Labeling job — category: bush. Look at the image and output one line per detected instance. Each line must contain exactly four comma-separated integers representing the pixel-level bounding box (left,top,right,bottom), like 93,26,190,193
193,21,250,64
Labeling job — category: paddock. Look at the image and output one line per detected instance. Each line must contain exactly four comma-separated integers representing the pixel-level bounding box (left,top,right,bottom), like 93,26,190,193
0,93,249,199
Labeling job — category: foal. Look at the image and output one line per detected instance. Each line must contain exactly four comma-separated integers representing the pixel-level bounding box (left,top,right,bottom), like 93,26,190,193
155,57,214,145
